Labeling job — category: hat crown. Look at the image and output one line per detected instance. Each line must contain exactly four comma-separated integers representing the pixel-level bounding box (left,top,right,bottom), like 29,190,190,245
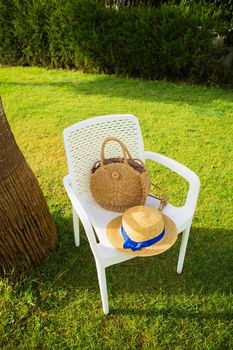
122,206,164,242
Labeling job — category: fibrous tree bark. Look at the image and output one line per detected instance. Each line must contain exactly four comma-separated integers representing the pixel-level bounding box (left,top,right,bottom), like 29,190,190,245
0,97,57,273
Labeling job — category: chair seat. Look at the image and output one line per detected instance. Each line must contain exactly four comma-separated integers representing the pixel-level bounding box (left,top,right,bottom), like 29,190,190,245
80,193,193,253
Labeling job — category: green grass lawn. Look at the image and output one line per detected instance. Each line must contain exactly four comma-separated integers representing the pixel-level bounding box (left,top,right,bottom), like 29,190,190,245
0,66,233,349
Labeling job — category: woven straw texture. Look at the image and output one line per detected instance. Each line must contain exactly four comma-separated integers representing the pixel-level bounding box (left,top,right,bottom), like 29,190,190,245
65,116,144,196
122,205,165,241
0,98,57,272
106,206,178,257
90,137,150,212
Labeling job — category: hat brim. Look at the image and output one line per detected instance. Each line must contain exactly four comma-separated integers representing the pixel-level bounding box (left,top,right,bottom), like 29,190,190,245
106,213,178,257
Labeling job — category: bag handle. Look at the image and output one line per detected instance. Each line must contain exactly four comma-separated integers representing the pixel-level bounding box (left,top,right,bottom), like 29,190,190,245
149,183,168,211
100,137,133,166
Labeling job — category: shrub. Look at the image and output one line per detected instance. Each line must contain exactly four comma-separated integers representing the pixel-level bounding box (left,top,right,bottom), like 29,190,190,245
0,0,232,85
0,0,18,64
0,0,53,66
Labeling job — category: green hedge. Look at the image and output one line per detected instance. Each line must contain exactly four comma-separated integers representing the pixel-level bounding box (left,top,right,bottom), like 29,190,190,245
0,0,232,85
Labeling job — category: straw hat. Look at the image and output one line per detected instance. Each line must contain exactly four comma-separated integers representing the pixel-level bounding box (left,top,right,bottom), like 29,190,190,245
106,206,178,257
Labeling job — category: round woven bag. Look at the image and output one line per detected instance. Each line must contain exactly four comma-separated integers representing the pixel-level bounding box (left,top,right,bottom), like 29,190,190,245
90,137,150,212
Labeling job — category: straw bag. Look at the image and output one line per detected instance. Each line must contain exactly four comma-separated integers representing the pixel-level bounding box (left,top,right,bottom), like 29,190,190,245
90,137,150,212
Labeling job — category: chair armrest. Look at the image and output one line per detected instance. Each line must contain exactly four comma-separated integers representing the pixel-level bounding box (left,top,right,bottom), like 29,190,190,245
144,151,200,214
63,175,99,257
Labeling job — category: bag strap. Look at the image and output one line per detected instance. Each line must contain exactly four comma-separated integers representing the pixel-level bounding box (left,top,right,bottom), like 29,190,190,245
149,183,168,211
100,137,133,166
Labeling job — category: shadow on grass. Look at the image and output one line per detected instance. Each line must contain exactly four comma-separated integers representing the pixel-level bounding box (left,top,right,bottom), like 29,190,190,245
5,210,232,320
40,211,233,299
1,78,233,111
111,305,233,320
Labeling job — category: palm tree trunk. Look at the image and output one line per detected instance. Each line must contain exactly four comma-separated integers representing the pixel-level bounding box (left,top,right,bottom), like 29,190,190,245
0,97,57,273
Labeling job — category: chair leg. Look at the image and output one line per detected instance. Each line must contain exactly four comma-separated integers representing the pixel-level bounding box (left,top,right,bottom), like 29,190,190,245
72,205,80,247
177,224,191,274
96,263,109,315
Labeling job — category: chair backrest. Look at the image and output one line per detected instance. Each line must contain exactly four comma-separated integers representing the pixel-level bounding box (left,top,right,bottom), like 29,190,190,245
63,114,144,196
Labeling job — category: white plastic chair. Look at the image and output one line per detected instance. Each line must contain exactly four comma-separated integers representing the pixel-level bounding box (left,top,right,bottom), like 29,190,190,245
63,114,200,314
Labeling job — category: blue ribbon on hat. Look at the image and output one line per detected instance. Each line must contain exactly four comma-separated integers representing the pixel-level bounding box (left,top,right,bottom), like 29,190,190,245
121,226,165,251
